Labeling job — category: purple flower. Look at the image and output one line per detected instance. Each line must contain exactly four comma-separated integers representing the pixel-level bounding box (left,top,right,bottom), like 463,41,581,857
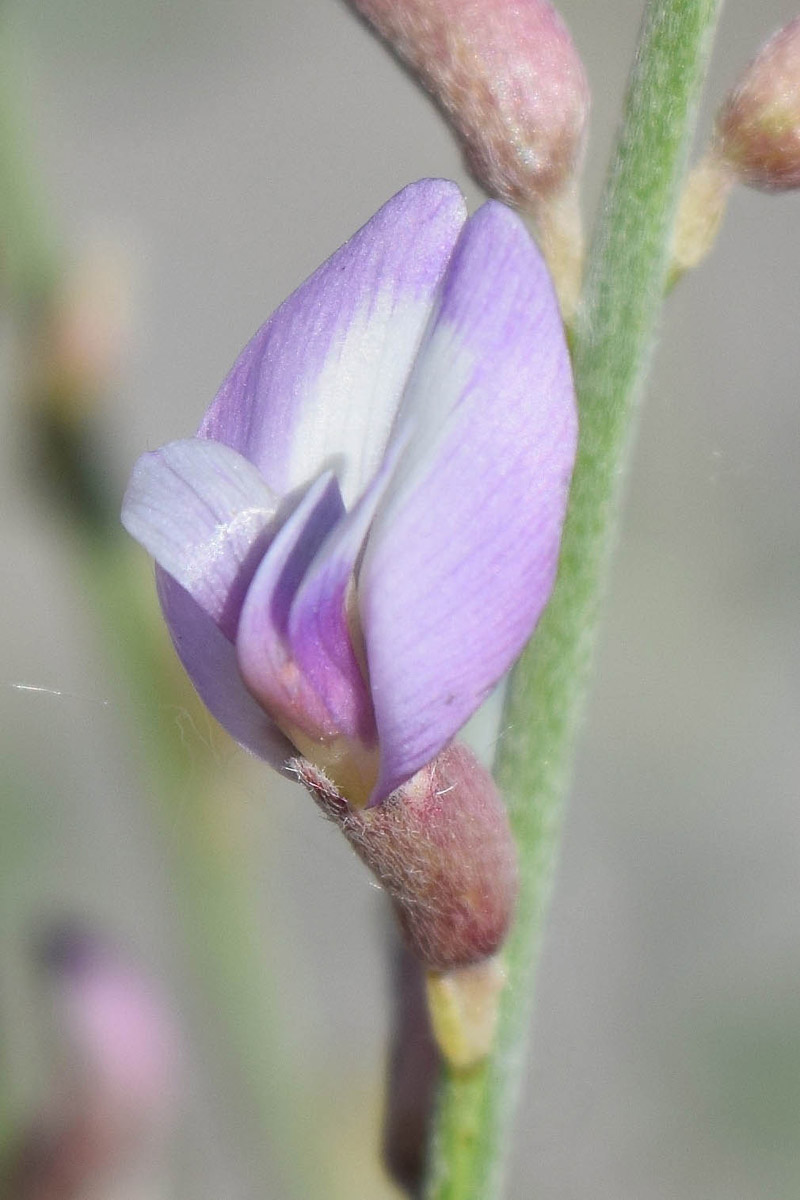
122,180,576,808
42,925,181,1122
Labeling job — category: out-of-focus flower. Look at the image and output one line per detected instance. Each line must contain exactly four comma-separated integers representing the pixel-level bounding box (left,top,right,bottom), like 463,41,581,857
22,237,134,535
715,16,800,192
1,926,180,1200
123,179,575,808
42,925,180,1127
40,237,133,415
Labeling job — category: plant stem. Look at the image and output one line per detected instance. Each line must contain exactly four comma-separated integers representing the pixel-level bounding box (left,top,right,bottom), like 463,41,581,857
0,13,317,1193
78,538,320,1200
0,14,60,305
424,1,723,1196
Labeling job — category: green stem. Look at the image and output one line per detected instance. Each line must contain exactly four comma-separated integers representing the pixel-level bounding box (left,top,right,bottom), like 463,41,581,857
425,1,723,1196
78,538,319,1200
0,14,60,306
0,13,317,1193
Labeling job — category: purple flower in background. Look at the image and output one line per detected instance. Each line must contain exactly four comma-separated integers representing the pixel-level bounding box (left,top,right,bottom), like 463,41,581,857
123,180,576,809
2,927,180,1200
42,927,180,1121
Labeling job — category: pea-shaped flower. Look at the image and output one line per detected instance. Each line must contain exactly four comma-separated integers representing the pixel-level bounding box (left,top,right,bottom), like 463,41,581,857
123,181,575,984
124,179,575,802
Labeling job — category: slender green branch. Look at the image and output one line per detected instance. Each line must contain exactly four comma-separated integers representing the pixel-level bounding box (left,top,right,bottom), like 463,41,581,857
425,1,724,1196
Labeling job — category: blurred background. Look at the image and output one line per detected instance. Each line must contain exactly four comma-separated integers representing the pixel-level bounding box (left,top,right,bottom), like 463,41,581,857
1,1,799,1196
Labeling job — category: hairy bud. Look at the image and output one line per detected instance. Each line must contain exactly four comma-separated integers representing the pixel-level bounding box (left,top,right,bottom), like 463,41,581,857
349,0,589,210
715,16,800,192
294,741,517,971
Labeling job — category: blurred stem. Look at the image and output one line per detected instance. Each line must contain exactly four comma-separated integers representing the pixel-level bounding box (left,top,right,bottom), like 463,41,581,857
0,1085,15,1174
0,13,316,1195
78,538,318,1200
425,1,723,1196
0,13,59,306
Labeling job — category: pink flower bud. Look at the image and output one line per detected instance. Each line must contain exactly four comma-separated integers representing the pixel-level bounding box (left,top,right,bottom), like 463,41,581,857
294,741,518,971
715,16,800,192
42,927,180,1127
1,929,181,1200
51,238,132,403
349,0,589,209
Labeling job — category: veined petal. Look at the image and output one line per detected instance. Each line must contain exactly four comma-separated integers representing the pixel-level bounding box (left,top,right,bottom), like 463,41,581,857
359,201,577,803
199,180,467,507
122,438,280,640
236,472,351,745
157,570,293,768
287,430,410,746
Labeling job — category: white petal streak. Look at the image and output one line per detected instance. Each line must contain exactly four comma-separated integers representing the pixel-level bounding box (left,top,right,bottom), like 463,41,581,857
359,201,577,801
199,181,467,501
286,294,433,508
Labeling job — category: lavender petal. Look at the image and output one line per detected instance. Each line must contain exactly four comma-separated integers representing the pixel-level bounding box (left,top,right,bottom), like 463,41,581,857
199,180,467,506
122,438,280,640
359,201,577,802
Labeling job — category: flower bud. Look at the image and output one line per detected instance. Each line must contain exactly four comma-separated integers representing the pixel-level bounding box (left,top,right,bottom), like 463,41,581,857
715,16,800,192
1,928,180,1200
382,939,438,1194
294,741,518,971
349,0,589,210
41,925,180,1128
29,237,132,426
